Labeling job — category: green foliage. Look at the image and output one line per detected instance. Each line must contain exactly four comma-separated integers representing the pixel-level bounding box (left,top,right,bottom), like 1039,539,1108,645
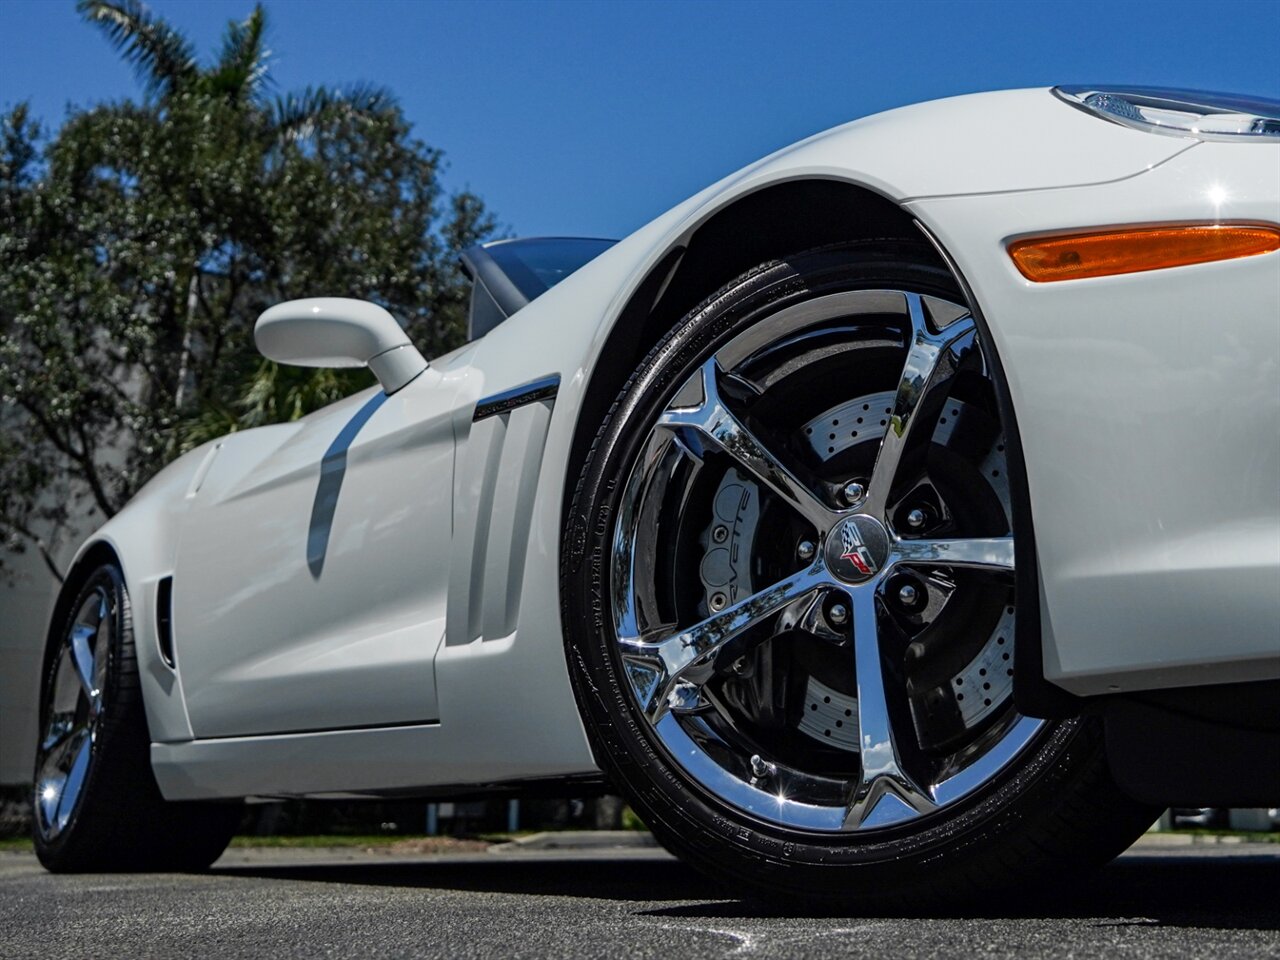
0,2,498,576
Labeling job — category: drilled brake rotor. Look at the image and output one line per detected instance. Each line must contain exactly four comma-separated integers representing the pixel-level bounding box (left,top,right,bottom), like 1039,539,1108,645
697,390,1015,753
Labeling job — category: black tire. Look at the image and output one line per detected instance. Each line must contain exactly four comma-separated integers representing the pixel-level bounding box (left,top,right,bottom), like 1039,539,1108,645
561,241,1156,907
32,562,240,872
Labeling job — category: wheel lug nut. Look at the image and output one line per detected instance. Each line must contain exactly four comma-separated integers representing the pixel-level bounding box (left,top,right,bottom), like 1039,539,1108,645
906,508,927,529
828,603,849,626
712,525,729,544
797,540,816,562
709,592,728,612
898,583,919,606
843,481,866,506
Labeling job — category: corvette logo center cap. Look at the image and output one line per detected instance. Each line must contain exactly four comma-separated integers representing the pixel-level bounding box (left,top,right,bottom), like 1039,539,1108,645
825,515,890,584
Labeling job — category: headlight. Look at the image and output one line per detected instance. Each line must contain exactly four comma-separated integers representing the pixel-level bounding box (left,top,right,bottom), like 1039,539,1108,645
1054,85,1280,142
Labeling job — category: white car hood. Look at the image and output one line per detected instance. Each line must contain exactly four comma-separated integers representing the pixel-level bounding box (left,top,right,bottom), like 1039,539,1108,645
720,88,1194,202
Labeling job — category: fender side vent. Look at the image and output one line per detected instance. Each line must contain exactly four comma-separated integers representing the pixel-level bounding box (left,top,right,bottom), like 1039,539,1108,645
446,393,556,646
156,576,176,669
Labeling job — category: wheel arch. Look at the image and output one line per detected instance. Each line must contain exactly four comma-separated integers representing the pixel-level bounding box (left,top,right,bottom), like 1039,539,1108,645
37,540,125,722
563,178,941,522
559,177,1079,720
39,523,196,747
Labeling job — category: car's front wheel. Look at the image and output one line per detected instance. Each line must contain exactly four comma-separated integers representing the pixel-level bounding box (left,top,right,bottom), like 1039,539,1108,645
33,561,240,872
561,242,1155,905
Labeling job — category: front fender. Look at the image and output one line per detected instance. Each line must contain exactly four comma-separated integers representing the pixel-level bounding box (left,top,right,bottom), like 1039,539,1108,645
61,438,230,744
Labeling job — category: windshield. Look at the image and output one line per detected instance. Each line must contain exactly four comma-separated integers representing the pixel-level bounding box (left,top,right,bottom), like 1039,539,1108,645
483,237,616,303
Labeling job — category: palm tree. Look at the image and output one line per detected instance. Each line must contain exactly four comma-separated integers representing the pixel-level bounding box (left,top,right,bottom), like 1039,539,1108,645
76,1,396,429
79,1,390,125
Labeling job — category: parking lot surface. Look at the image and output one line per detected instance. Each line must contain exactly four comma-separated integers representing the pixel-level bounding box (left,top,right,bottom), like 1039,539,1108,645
1,840,1277,959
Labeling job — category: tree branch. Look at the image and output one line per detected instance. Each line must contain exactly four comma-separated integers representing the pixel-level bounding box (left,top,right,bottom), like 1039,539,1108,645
4,519,67,584
21,399,117,520
70,420,117,518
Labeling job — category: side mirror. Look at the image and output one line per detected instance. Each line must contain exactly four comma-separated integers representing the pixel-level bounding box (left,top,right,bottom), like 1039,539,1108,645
254,298,428,395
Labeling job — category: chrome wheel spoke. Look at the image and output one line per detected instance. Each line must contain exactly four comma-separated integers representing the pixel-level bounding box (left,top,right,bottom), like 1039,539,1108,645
35,726,90,838
57,734,92,831
36,771,64,831
659,358,836,532
893,536,1015,572
621,563,829,720
864,295,974,518
37,725,81,780
68,624,98,702
91,610,111,705
39,710,78,754
845,589,936,829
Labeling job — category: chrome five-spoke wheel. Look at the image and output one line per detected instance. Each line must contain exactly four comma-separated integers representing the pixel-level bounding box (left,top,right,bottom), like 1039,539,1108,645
35,583,114,841
563,243,1155,904
611,286,1038,832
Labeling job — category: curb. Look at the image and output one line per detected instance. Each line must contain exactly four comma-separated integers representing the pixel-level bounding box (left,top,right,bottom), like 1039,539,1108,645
1133,833,1263,847
505,830,658,851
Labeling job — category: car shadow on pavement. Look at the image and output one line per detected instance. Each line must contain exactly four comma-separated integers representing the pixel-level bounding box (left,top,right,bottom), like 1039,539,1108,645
217,855,722,903
216,851,1280,930
643,854,1280,930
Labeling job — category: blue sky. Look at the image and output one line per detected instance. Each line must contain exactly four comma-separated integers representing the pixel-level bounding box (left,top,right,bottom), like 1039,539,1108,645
2,0,1277,239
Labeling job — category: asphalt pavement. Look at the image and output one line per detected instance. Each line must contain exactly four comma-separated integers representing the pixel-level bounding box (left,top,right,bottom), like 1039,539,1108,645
1,839,1277,959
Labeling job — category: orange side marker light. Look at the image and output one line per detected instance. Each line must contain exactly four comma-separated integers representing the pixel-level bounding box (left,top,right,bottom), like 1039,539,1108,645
1007,224,1280,282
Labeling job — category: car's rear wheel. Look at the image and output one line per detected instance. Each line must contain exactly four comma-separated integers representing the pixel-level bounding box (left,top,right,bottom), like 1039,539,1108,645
33,561,240,872
561,241,1156,905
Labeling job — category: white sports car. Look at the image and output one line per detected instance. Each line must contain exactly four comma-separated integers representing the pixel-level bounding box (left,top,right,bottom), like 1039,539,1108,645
32,86,1280,903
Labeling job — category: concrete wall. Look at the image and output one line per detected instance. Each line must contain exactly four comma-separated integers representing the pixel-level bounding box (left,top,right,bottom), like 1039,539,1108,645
0,543,62,784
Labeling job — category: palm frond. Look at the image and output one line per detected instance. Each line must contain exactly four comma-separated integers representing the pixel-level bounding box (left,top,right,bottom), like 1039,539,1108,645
207,4,271,102
77,0,197,99
272,83,397,141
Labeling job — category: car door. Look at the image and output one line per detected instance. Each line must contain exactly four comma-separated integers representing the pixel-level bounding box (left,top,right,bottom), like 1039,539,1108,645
169,369,460,738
